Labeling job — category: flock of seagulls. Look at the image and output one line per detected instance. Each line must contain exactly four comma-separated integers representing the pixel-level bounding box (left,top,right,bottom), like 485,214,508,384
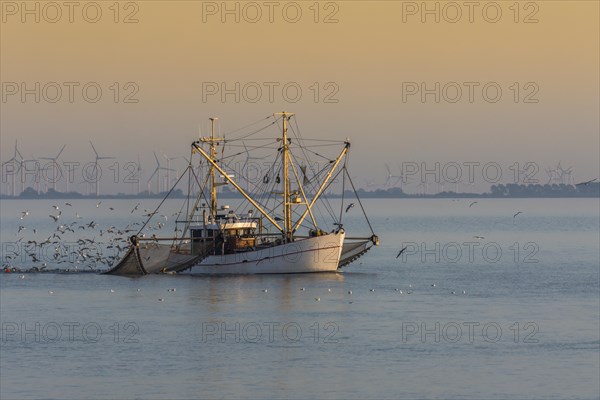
3,201,183,273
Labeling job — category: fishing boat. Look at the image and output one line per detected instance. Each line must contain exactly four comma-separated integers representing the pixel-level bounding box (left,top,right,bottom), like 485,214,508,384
106,112,378,276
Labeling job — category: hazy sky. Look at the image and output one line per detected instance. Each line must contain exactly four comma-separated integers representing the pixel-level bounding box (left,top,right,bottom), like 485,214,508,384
1,1,598,194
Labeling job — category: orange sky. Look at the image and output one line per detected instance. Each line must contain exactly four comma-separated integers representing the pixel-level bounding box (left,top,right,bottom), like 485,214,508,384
1,1,598,192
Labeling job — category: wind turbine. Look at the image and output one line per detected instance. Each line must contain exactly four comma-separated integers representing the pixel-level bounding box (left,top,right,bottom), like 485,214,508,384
89,141,115,197
384,164,407,188
556,162,573,185
136,154,143,194
147,151,174,194
40,144,66,192
20,152,40,194
163,153,179,190
2,140,23,197
562,166,574,185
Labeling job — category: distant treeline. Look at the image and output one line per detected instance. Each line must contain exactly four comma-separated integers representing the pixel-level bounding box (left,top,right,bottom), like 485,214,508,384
352,183,599,198
1,183,598,199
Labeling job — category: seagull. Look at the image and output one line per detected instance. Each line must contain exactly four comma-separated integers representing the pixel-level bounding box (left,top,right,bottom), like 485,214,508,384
473,235,485,239
396,246,408,258
314,297,320,301
18,226,25,233
131,203,140,213
345,203,355,213
96,201,102,208
21,210,29,219
431,283,436,287
369,288,375,292
469,201,478,208
48,290,54,294
65,202,72,206
300,287,305,291
262,289,268,293
451,291,456,294
348,290,352,294
49,213,60,222
327,288,332,292
158,298,164,302
19,274,25,279
168,288,176,292
110,289,115,293
513,211,523,218
575,178,597,186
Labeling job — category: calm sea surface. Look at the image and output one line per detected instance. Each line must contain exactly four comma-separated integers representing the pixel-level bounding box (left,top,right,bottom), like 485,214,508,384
1,198,599,399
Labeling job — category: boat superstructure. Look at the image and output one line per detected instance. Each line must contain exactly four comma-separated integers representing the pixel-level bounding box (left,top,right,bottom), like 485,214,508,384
107,112,378,275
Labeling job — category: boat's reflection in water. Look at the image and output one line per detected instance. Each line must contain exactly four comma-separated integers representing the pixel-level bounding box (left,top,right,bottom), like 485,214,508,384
188,272,346,311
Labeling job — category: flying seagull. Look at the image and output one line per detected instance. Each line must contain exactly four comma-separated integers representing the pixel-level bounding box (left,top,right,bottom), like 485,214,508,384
345,203,355,213
469,201,478,208
49,211,61,222
513,211,523,218
396,246,408,258
575,178,597,186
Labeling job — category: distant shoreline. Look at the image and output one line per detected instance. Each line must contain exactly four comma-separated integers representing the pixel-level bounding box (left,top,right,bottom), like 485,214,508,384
1,183,598,200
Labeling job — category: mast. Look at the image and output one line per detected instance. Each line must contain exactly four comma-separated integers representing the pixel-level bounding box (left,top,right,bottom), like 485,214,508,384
276,111,294,243
209,117,218,220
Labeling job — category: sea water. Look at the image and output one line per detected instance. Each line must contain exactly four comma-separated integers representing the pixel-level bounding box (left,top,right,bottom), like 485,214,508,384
1,198,598,399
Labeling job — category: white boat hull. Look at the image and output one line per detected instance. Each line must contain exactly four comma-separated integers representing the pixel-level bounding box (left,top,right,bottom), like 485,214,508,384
182,231,345,274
